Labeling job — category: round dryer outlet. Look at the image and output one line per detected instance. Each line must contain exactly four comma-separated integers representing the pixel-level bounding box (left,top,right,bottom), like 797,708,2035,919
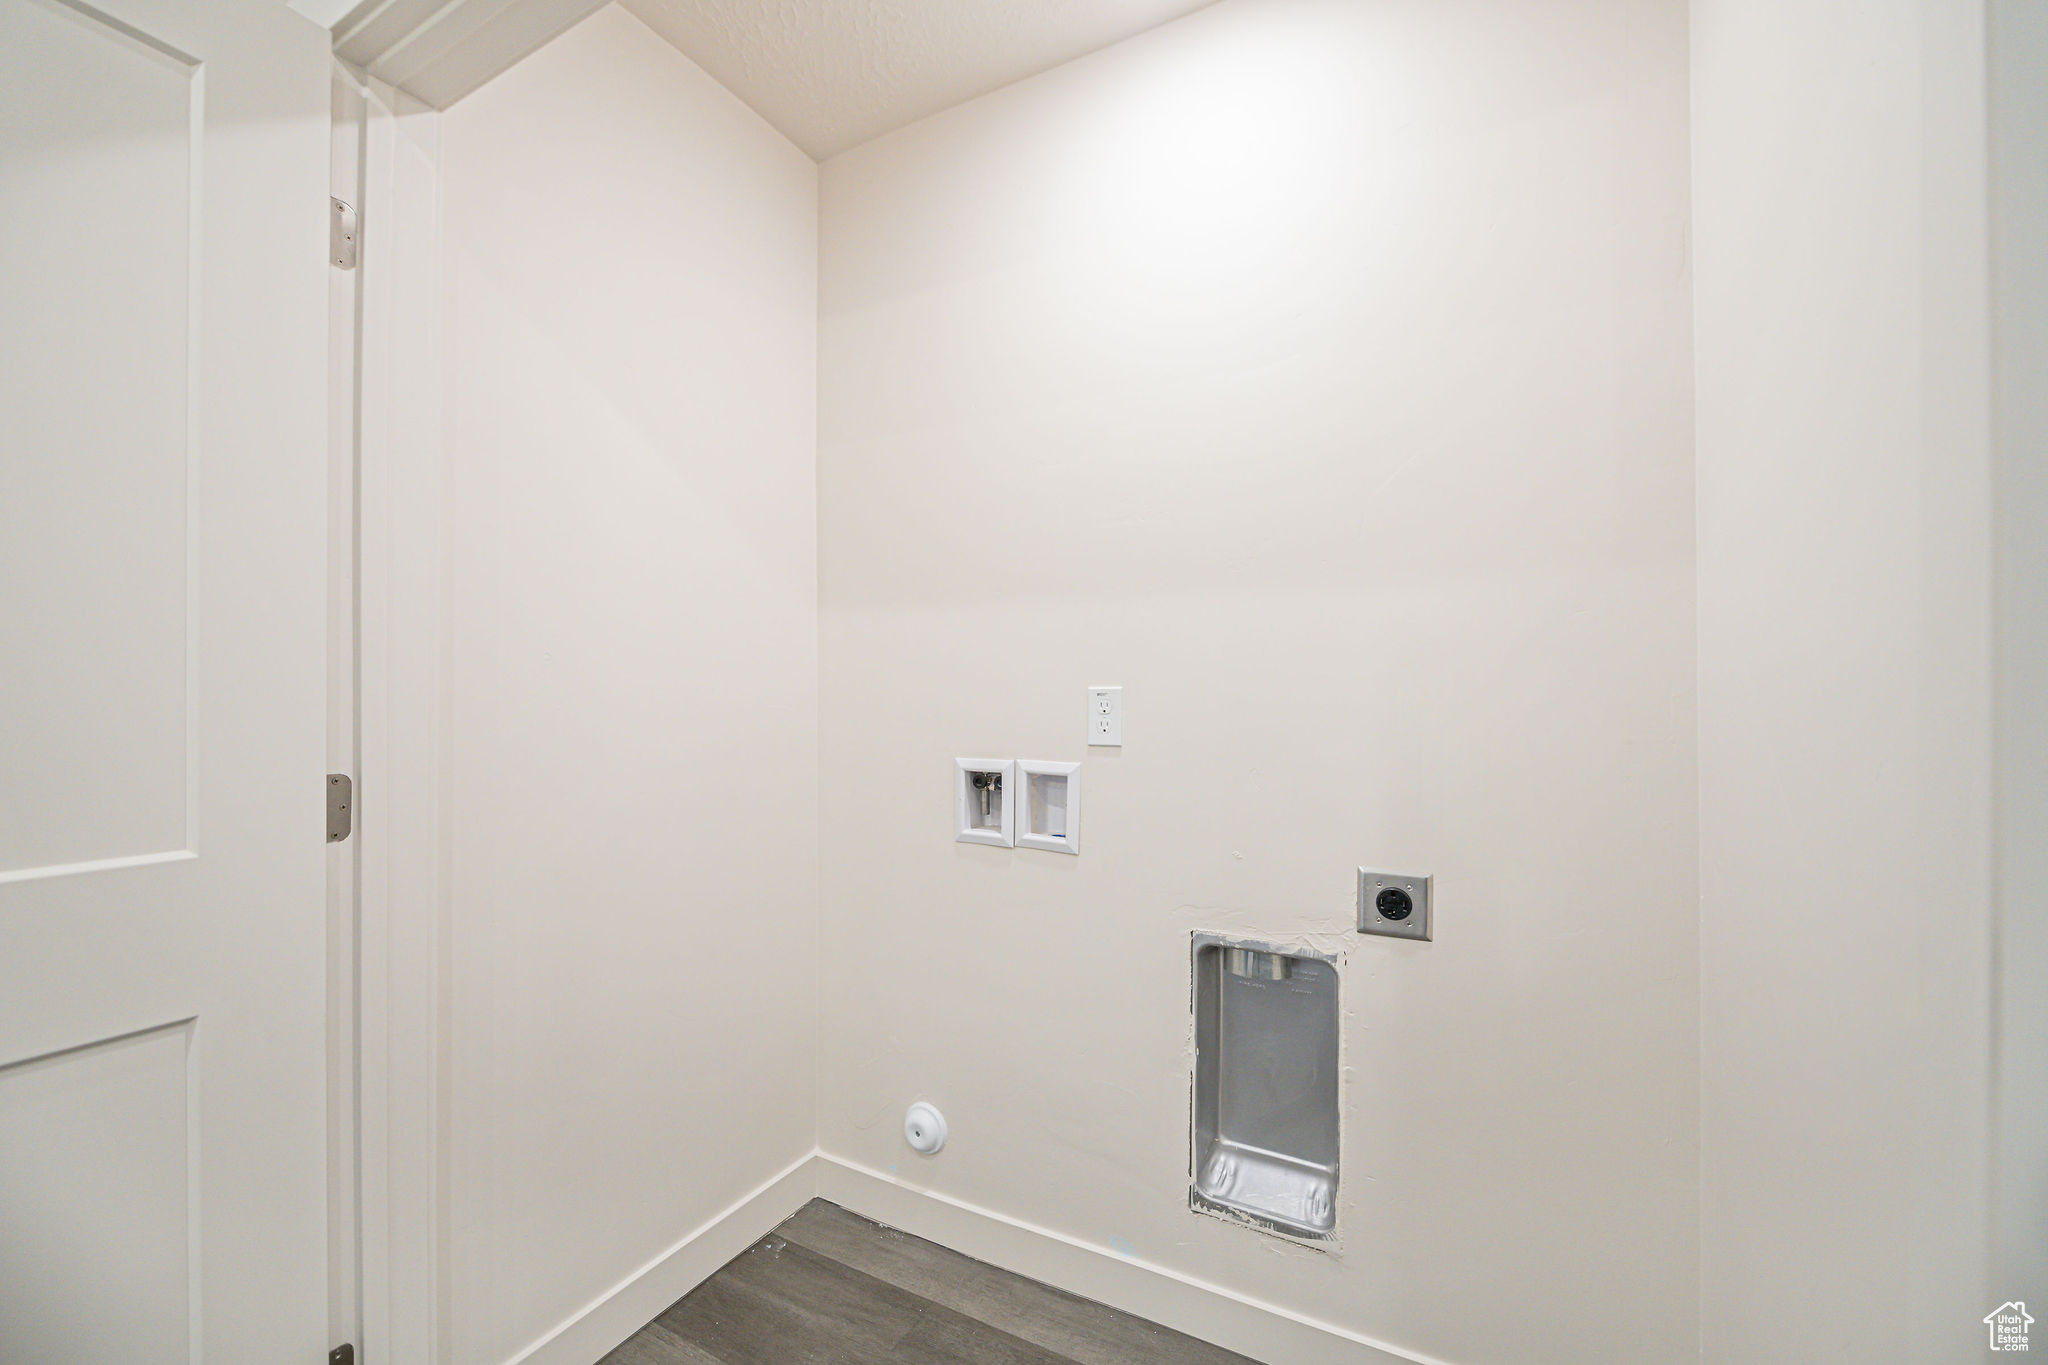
904,1101,947,1155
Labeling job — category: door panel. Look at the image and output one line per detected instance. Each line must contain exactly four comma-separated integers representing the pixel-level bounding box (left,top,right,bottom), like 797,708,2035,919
0,0,333,1360
0,1024,191,1363
0,0,195,877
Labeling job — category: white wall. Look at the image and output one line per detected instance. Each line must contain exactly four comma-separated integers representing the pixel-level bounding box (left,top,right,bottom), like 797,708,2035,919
1990,0,2048,1315
815,2,1700,1361
1692,1,1998,1360
436,10,818,1362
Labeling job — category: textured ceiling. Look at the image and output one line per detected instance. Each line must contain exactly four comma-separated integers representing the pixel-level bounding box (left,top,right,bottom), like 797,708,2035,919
620,0,1223,159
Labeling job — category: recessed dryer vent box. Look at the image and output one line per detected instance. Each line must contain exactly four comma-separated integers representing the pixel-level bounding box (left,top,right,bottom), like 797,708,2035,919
1016,760,1079,854
954,758,1014,846
1190,933,1339,1241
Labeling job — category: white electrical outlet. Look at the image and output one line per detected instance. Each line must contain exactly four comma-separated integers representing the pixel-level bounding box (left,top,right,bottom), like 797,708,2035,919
1088,686,1122,746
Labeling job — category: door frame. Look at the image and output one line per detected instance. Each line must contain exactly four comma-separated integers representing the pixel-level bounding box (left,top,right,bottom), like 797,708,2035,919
329,59,449,1365
328,58,364,1358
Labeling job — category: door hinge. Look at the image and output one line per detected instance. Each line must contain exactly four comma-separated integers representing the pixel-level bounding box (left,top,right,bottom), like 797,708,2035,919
327,773,353,843
330,1346,355,1365
330,197,358,270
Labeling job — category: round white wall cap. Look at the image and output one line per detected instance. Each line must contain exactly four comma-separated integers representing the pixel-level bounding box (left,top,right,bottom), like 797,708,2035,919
904,1101,947,1155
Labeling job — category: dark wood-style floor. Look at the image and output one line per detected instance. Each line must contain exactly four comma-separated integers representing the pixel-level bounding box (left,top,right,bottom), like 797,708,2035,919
597,1199,1261,1365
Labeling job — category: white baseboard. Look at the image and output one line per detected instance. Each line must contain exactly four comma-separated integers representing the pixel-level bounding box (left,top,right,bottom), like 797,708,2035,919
501,1150,1451,1365
813,1153,1449,1365
503,1152,817,1365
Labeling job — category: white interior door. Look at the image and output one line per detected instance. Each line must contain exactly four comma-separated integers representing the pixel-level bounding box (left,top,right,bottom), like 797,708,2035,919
0,0,334,1360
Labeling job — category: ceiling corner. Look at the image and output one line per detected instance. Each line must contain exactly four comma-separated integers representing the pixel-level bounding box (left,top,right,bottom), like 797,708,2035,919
325,0,609,109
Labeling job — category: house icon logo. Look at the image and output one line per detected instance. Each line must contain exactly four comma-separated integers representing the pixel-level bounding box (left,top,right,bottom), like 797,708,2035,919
1986,1301,2033,1351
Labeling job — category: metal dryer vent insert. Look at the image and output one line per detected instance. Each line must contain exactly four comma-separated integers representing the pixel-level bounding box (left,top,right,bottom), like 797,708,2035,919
1190,932,1340,1242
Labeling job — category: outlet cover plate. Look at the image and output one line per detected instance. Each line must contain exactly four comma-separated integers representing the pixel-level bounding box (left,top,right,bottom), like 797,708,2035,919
1087,686,1121,746
1357,867,1431,941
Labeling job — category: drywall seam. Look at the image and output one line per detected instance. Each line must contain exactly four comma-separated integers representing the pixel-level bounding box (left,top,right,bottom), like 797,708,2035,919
498,1153,817,1365
813,1153,1455,1365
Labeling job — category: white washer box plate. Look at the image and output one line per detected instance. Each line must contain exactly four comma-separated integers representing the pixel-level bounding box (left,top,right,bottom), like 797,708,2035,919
1016,760,1080,854
954,758,1015,846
